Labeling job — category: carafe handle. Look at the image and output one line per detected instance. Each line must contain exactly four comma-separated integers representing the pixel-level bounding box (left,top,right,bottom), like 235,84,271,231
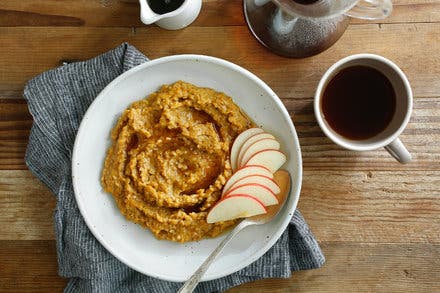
345,0,392,20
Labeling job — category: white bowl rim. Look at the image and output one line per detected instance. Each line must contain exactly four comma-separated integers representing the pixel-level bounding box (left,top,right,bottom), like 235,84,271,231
71,54,303,281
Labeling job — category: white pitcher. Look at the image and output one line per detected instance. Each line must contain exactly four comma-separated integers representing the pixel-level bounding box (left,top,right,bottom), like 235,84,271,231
139,0,202,30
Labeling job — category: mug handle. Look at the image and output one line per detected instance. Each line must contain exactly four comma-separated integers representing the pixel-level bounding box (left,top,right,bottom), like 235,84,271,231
384,138,412,164
345,0,393,20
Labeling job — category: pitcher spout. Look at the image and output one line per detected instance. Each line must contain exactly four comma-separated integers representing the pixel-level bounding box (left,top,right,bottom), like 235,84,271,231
139,0,161,25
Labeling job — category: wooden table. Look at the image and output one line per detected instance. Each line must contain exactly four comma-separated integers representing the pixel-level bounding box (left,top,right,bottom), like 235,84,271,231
1,1,439,292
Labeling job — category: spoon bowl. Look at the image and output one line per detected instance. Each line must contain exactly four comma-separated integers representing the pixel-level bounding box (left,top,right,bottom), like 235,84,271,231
178,170,291,293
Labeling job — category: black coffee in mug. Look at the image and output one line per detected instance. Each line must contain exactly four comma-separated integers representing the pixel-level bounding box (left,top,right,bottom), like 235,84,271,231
321,65,396,140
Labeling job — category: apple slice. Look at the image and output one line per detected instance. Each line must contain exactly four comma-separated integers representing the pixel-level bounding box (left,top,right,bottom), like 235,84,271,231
230,128,264,171
238,138,280,169
222,165,273,196
206,194,266,223
237,132,275,167
243,149,286,173
227,174,280,195
224,183,278,206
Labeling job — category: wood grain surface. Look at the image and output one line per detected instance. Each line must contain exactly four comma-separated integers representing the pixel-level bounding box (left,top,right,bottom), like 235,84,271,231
1,0,439,292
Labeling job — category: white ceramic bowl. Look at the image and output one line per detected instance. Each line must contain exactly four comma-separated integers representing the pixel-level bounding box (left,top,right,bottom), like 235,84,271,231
72,55,302,282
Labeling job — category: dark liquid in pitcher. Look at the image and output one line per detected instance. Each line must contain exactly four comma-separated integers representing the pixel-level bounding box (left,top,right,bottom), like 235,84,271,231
292,0,320,4
147,0,185,14
321,65,396,140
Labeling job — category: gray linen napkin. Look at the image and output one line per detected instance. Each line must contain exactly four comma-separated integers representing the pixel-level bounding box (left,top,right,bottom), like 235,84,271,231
24,43,325,292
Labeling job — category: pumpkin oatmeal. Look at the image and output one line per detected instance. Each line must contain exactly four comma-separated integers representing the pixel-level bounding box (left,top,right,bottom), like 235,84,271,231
101,81,253,242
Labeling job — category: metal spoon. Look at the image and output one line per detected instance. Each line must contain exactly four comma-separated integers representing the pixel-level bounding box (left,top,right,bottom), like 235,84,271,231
178,170,291,293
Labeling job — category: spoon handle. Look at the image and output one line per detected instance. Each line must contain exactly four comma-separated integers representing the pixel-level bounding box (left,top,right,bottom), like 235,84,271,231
178,220,250,293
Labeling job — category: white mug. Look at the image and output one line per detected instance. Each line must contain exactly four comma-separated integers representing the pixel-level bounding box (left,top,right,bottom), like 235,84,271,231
314,54,413,164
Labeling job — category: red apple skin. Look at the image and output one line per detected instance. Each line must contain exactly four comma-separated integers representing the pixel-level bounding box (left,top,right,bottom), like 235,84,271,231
206,194,267,223
238,138,280,169
224,174,280,196
222,164,273,196
224,182,279,206
243,149,286,173
217,194,267,211
226,183,275,197
237,133,274,166
230,128,264,171
236,164,272,173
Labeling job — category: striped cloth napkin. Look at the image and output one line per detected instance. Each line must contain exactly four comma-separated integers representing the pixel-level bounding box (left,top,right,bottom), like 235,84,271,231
24,43,325,292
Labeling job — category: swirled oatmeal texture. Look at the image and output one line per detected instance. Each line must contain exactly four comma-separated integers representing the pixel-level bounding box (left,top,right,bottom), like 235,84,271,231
101,81,253,242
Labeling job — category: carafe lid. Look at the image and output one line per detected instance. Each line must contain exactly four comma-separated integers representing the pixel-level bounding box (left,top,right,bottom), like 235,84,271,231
272,0,358,19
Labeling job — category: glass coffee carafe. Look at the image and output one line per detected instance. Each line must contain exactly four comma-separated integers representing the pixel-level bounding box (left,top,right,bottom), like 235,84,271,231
244,0,393,58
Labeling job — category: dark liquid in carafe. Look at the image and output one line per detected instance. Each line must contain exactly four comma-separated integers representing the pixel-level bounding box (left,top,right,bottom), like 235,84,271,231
321,65,396,140
292,0,320,4
147,0,185,15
